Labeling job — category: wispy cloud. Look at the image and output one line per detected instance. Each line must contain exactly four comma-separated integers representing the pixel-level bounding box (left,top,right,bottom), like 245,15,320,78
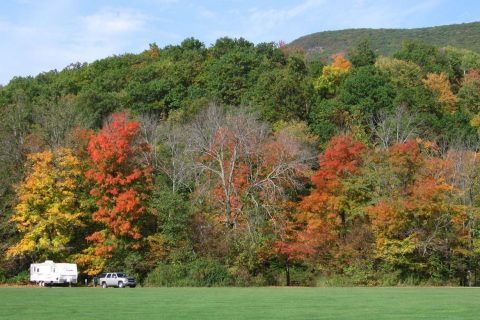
71,7,152,59
320,0,444,29
242,0,326,40
233,0,445,42
0,5,155,83
80,8,149,35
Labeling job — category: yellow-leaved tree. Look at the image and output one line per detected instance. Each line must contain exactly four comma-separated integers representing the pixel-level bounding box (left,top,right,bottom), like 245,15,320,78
314,53,352,97
422,72,457,113
7,148,85,261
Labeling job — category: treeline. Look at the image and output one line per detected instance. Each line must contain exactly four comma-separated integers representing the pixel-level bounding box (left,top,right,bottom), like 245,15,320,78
1,37,480,286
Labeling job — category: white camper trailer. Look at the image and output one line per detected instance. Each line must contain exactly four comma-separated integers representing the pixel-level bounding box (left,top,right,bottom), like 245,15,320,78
30,260,78,286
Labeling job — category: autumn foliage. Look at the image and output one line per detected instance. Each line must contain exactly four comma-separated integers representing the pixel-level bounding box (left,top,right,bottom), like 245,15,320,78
423,72,457,112
7,148,85,260
273,134,477,284
79,113,152,272
366,140,466,272
314,53,352,97
276,135,365,266
3,37,480,287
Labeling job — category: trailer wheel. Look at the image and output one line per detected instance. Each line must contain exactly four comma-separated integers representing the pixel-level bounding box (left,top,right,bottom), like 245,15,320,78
102,282,107,289
118,281,124,288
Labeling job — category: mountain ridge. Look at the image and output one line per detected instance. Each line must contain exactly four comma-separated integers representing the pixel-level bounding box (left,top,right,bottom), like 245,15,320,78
290,21,480,58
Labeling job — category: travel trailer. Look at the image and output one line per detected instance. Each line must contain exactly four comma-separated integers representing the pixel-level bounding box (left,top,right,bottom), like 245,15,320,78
30,260,78,286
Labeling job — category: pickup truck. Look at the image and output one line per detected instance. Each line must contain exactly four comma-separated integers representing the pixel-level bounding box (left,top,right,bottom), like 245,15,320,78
98,272,136,288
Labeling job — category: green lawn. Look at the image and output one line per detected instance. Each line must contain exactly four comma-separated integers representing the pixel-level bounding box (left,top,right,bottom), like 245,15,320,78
0,287,479,319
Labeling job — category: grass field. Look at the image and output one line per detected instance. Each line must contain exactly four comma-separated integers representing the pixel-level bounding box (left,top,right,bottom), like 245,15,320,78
0,287,479,319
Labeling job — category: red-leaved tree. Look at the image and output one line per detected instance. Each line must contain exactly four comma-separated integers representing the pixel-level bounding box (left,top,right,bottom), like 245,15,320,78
276,135,365,275
76,113,152,274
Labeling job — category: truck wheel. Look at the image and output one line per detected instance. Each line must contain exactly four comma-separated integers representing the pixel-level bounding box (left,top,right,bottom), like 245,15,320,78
102,282,107,289
118,281,124,288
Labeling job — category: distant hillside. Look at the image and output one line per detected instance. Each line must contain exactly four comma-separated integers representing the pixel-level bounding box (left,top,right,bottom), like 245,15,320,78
290,21,480,59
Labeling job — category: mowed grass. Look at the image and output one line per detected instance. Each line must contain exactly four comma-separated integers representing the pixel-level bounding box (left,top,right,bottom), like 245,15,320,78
0,287,479,320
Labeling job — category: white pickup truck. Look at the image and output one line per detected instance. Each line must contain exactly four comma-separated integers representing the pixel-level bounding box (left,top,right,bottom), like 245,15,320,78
98,272,136,288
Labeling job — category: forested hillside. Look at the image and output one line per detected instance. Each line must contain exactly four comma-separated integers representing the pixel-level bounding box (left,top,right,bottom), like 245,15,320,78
290,21,480,59
1,36,480,286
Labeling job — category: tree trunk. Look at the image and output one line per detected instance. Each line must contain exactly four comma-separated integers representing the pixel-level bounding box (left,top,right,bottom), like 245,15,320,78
285,258,291,286
340,210,347,242
225,200,234,229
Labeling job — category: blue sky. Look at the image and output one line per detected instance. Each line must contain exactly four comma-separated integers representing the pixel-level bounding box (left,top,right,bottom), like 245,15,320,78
0,0,479,84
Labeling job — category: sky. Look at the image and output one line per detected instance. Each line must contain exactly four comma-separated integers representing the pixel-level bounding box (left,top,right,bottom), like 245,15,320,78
0,0,479,85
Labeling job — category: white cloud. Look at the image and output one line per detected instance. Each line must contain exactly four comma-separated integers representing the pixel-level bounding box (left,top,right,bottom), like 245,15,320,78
247,0,326,31
80,8,149,35
0,6,156,84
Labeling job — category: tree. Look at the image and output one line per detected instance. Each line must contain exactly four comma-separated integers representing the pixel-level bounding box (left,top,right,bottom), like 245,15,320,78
0,91,32,202
187,105,313,230
146,118,194,193
338,65,396,134
394,40,460,79
7,148,85,261
371,106,419,149
444,46,480,76
33,94,88,149
250,63,313,123
203,38,259,105
304,135,365,239
445,147,480,285
77,112,153,274
314,53,352,97
459,70,480,116
366,140,468,279
287,135,366,268
375,57,423,89
273,202,316,286
186,105,266,228
349,39,377,68
423,72,457,113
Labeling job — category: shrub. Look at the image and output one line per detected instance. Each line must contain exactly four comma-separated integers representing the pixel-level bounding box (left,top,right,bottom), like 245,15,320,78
6,270,29,284
144,258,232,287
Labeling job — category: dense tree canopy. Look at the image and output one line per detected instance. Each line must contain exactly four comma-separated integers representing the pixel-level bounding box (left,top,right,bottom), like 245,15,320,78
1,37,480,287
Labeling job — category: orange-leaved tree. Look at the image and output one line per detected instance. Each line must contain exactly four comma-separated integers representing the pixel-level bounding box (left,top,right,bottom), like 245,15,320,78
366,140,467,276
76,113,153,274
277,135,365,270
